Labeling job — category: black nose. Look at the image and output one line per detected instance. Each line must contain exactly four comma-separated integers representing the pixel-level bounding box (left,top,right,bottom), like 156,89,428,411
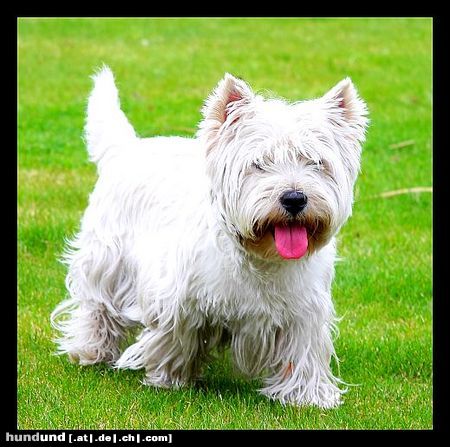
280,190,308,216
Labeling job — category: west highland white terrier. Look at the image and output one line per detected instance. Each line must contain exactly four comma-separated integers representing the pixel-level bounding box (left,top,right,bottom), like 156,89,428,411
51,67,368,408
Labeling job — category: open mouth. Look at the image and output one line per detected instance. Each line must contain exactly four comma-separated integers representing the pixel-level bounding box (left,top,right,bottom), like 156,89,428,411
247,211,331,261
249,219,312,261
272,223,308,260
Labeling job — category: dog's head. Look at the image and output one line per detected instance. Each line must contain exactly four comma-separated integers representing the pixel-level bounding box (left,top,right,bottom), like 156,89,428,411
198,74,368,261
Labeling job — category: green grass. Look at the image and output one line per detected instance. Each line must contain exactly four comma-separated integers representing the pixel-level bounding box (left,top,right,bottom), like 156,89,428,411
18,18,432,429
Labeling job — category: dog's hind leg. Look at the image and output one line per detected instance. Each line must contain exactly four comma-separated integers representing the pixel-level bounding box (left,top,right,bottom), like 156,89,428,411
51,234,138,365
116,315,223,388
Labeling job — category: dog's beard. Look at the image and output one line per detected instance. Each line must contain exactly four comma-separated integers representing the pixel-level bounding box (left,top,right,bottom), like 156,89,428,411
239,208,333,261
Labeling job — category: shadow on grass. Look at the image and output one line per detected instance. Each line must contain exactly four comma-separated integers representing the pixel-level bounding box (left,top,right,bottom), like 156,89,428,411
55,352,273,406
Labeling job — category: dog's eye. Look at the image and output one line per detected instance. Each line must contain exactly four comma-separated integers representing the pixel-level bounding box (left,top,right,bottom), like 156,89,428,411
306,158,324,169
252,162,264,172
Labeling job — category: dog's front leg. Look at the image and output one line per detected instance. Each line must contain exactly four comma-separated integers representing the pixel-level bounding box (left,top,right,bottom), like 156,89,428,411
260,319,344,409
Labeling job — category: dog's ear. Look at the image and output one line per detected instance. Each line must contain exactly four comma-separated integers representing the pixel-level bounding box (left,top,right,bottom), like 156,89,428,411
202,73,254,125
322,78,369,143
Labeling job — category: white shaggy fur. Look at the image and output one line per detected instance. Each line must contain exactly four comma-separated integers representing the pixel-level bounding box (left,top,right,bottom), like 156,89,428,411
51,67,368,408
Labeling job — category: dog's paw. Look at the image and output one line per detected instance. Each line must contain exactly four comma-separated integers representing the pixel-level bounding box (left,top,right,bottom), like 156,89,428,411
66,348,116,366
302,391,343,409
260,382,343,409
142,371,188,389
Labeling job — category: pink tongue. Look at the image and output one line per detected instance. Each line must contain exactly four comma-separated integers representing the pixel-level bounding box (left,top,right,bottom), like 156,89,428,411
274,224,308,259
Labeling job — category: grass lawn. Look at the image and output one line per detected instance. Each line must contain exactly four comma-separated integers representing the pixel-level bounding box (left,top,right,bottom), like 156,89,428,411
18,17,432,429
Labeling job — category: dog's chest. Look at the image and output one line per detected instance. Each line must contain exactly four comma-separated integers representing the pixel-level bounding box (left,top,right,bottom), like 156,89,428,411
190,257,311,326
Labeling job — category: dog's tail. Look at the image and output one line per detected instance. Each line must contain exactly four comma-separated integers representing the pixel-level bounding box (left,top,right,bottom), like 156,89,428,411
85,65,137,165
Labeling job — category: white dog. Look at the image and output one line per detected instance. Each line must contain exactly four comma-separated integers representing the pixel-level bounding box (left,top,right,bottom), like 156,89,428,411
51,67,368,408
